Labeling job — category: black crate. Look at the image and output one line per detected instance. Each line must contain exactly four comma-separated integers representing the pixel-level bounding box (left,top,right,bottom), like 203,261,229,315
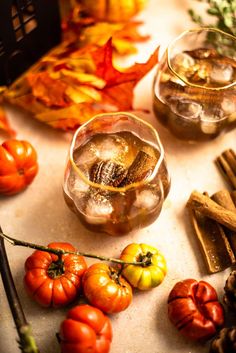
0,0,61,86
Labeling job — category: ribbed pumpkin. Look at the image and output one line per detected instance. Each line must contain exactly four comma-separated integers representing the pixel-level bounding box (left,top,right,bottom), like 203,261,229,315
79,0,147,22
0,139,38,195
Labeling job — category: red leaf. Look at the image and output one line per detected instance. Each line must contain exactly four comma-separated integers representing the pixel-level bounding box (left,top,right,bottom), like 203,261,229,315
91,39,159,110
91,39,159,87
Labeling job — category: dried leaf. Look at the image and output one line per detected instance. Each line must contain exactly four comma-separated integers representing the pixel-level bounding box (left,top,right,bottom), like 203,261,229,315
27,72,70,108
4,39,158,131
0,87,15,136
58,70,105,88
36,103,104,131
92,38,158,85
0,105,15,137
65,85,102,103
92,39,159,109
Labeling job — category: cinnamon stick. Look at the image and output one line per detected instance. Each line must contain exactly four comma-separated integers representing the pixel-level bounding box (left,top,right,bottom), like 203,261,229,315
216,149,236,189
189,208,235,273
211,190,236,257
119,150,156,186
187,191,236,232
212,190,236,212
231,191,236,207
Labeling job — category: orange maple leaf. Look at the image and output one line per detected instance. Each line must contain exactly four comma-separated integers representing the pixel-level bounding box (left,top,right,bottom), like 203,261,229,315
92,38,159,110
92,38,158,86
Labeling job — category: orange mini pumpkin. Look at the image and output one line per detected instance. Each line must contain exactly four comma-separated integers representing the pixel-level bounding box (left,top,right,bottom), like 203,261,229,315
0,139,38,195
79,0,147,23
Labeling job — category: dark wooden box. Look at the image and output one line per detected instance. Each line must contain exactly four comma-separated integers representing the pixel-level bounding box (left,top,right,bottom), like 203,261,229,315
0,0,61,86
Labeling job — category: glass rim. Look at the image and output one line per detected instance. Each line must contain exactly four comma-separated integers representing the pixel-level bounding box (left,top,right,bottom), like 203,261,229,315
167,27,236,91
69,111,165,192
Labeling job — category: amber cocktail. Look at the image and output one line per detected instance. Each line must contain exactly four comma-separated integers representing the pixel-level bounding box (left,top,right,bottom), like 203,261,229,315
63,112,170,236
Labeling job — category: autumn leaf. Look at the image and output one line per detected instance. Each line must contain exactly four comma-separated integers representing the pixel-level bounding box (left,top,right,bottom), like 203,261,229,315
0,105,15,137
36,103,105,131
1,1,153,134
4,39,159,131
92,38,158,86
0,88,15,136
27,72,70,108
91,38,159,110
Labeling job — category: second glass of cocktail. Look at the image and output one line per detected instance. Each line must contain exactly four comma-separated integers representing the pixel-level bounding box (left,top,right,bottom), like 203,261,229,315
63,112,170,236
153,28,236,141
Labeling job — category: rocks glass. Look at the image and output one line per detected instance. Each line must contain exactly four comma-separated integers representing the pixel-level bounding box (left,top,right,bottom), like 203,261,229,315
63,112,170,236
153,28,236,141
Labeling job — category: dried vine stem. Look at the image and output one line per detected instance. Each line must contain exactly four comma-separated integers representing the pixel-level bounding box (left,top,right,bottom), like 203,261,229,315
0,226,39,353
0,231,149,266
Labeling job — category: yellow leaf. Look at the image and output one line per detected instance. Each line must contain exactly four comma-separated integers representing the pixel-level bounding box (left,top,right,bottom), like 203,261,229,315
77,85,102,101
35,102,103,130
80,22,124,47
65,85,101,103
112,38,137,55
60,69,106,88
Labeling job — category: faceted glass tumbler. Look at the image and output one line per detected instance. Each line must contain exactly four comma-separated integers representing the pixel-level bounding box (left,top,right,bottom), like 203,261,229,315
153,28,236,141
63,112,170,236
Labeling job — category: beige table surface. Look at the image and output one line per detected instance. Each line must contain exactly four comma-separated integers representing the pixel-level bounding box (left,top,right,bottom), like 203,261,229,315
1,1,235,352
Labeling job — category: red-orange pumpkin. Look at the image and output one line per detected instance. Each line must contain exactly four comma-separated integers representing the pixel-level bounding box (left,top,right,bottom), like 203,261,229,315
79,0,147,23
24,242,87,308
0,139,38,195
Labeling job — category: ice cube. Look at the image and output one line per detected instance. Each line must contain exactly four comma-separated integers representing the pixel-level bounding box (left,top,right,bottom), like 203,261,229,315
210,63,233,84
221,98,236,115
133,189,161,210
85,192,113,224
67,169,90,197
200,109,223,134
171,53,195,71
96,134,129,165
73,142,98,169
171,98,202,119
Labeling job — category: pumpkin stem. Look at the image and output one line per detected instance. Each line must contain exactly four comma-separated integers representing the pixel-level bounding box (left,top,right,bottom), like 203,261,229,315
18,168,25,175
109,267,123,286
138,251,153,267
47,258,65,279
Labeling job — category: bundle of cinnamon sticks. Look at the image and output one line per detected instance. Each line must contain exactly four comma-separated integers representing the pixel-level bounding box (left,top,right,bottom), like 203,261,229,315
187,148,236,274
216,149,236,190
